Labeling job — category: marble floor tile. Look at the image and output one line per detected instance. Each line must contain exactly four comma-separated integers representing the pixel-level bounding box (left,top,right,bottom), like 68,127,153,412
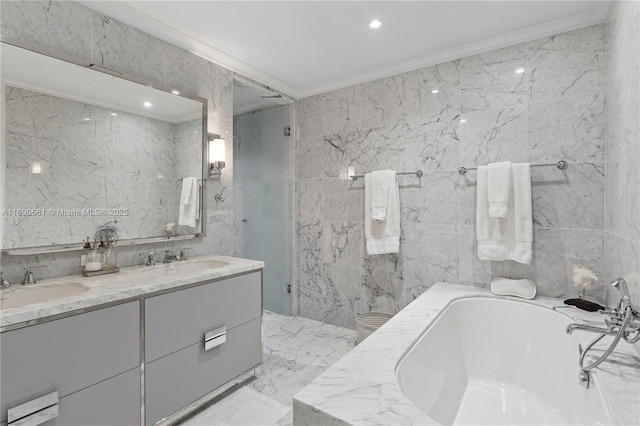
182,387,289,426
178,310,356,426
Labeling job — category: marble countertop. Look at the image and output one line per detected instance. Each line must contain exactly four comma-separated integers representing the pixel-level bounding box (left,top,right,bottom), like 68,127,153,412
0,255,264,329
293,283,640,426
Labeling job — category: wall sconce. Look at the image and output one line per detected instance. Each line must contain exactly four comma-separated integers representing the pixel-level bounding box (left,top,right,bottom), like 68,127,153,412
208,134,226,180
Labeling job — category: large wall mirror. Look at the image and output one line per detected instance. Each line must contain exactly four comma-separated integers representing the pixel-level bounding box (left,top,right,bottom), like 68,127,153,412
1,42,207,253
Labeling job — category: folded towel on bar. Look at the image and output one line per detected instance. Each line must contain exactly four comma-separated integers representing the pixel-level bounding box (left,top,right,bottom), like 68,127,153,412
365,171,400,254
488,161,511,218
178,177,200,228
476,163,532,264
370,170,393,221
491,277,537,299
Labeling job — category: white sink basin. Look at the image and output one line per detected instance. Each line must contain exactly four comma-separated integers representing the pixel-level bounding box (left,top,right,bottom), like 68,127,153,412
1,282,90,310
138,259,230,278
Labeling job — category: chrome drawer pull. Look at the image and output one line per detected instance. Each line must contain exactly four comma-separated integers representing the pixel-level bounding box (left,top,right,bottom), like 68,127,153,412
8,391,59,426
204,325,226,351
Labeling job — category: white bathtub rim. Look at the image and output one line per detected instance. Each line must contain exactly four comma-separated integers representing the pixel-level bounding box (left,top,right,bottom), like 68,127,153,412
393,293,611,374
293,283,640,426
393,294,614,425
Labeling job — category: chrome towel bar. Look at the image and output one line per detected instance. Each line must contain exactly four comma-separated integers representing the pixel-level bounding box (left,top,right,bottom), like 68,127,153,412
350,170,423,181
458,160,567,175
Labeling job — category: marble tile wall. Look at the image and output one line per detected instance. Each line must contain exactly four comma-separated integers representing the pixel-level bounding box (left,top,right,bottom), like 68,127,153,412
604,1,640,316
3,86,196,247
0,0,234,282
296,24,609,329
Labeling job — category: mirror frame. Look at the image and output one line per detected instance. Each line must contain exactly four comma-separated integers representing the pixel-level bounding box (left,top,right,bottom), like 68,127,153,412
0,37,209,255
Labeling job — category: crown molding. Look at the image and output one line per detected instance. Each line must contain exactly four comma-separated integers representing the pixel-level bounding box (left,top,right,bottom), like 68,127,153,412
295,2,612,98
79,1,611,101
77,0,298,98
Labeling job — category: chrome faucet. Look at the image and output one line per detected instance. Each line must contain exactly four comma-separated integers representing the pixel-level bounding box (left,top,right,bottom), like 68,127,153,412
0,272,11,289
22,265,47,285
162,250,177,263
175,247,191,261
566,277,640,388
145,252,156,266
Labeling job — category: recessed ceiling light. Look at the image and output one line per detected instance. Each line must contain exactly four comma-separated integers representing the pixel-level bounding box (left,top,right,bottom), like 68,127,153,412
84,118,91,121
171,90,180,95
460,118,467,123
431,89,439,94
144,102,152,107
111,112,117,116
515,67,525,74
369,19,381,29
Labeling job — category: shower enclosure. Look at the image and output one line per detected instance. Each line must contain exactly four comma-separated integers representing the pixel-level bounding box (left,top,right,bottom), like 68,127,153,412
234,88,293,315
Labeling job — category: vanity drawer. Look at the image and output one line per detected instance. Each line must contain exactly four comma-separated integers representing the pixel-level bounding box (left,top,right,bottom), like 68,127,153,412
145,271,261,362
145,317,262,425
52,368,140,426
0,301,140,424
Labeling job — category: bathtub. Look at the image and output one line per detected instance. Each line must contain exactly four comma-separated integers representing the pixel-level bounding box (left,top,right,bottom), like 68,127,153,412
396,297,612,425
294,284,638,426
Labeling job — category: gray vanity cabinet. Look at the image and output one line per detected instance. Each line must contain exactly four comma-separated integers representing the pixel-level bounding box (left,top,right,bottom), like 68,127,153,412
51,368,140,425
144,271,262,425
0,301,140,425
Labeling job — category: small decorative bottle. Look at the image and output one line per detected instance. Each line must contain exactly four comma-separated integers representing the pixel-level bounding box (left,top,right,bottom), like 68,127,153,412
103,237,117,270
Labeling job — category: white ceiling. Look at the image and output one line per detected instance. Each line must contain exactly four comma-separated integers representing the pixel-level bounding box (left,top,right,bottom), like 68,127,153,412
82,1,613,99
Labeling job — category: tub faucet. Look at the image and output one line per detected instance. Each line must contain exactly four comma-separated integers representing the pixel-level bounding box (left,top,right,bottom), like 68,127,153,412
611,276,635,312
566,277,640,388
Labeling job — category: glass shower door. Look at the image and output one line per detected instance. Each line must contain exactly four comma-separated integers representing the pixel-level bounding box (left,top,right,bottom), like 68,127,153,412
240,105,290,315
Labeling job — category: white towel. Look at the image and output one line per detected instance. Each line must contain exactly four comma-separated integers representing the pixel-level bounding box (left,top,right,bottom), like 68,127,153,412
365,171,400,255
178,177,200,228
370,170,393,221
488,161,511,218
476,163,532,264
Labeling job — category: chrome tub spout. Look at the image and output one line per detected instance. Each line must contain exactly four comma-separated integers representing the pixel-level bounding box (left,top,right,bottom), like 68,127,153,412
565,277,640,387
566,323,616,335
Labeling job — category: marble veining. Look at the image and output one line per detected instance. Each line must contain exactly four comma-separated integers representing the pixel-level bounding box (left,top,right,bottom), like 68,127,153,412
405,61,460,124
461,44,528,111
459,105,527,166
322,86,362,135
604,0,640,313
92,12,166,85
528,93,605,163
0,1,92,61
3,86,202,248
528,24,606,102
293,283,640,426
297,96,323,139
295,23,610,330
0,256,264,329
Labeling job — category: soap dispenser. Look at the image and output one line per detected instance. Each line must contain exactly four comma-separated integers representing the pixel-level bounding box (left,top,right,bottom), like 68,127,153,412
85,238,102,272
